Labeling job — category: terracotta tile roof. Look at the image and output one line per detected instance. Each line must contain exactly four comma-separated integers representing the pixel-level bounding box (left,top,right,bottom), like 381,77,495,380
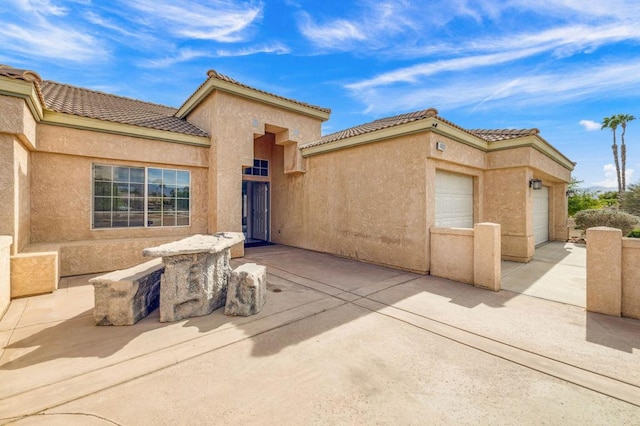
301,108,439,148
469,128,539,142
301,108,541,149
39,81,209,137
178,69,331,116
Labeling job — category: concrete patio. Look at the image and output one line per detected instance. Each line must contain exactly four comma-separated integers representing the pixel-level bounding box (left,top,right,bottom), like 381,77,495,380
1,244,639,424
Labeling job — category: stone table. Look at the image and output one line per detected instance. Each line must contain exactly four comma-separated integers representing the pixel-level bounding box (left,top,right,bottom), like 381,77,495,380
142,232,244,322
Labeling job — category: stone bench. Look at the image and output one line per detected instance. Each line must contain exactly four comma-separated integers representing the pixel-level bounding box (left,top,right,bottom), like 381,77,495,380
225,263,267,317
90,258,164,326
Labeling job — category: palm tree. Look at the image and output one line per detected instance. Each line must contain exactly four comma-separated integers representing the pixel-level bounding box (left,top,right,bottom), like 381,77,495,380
615,113,635,192
602,115,622,194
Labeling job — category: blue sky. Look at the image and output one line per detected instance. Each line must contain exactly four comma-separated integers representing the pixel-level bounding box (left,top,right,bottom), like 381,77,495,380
1,0,639,188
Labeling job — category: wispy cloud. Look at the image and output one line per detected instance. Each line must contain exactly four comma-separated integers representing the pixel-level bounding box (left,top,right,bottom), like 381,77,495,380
298,13,366,49
15,0,67,16
140,42,289,68
125,0,263,42
216,43,290,57
347,59,640,114
0,4,107,63
579,120,601,131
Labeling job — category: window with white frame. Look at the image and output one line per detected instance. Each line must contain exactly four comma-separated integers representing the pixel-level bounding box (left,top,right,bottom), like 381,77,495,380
92,164,190,229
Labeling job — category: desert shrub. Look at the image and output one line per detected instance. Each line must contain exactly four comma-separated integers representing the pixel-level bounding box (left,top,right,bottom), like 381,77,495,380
621,182,640,216
568,190,604,216
628,229,640,238
574,209,640,236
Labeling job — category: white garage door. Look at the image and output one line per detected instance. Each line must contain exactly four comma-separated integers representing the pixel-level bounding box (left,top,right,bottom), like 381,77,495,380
435,171,473,228
533,186,549,245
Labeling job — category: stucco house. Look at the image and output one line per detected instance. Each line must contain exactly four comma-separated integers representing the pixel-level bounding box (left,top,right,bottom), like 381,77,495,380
0,64,573,304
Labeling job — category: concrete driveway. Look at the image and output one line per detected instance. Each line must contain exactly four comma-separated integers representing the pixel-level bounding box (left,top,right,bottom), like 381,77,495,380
1,245,639,424
502,242,587,307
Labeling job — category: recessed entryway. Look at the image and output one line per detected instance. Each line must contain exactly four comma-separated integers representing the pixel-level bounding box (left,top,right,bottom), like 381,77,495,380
242,180,270,245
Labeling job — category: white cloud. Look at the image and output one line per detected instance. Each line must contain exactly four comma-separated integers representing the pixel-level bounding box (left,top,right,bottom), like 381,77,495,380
591,163,635,188
579,120,601,131
125,0,263,42
0,20,106,63
298,14,366,49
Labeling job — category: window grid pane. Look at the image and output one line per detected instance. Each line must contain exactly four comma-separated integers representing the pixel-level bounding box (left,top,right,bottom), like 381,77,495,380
93,165,190,229
242,158,269,177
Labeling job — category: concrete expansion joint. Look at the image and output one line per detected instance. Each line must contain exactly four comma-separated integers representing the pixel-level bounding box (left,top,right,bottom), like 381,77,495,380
3,412,123,426
354,300,640,408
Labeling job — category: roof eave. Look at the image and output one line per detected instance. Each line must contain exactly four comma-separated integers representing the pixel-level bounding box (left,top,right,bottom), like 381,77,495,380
42,110,211,146
301,117,489,157
176,77,331,122
0,76,44,121
488,135,575,171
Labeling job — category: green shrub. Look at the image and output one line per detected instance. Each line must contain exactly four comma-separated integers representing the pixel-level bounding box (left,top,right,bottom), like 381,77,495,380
621,182,640,216
574,209,640,236
628,228,640,238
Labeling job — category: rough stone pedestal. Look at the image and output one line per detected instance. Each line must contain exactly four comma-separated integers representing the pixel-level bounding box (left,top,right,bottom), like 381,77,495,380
143,233,244,322
90,258,164,326
225,263,267,317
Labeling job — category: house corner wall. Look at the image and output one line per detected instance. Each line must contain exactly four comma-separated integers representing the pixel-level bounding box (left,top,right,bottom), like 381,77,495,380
483,168,533,262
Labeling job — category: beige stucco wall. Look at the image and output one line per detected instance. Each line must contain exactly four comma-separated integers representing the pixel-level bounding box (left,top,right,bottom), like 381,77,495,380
483,168,532,261
23,125,210,276
0,236,11,319
585,227,640,319
10,251,58,298
31,125,209,244
273,134,429,272
430,228,474,284
0,94,37,149
187,92,323,236
622,238,640,319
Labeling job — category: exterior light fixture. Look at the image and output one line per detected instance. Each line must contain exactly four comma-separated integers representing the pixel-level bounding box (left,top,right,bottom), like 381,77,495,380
529,179,543,190
436,141,446,151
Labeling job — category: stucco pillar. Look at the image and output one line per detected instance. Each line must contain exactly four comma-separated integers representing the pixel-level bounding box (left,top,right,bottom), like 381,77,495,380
0,236,12,319
0,136,17,249
473,223,501,291
586,227,622,317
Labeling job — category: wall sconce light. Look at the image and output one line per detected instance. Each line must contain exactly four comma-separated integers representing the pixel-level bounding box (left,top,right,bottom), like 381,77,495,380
436,141,446,151
529,179,543,190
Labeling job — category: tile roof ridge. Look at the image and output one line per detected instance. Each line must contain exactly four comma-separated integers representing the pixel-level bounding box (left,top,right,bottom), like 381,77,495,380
177,68,331,116
0,64,43,83
41,80,178,111
469,128,539,134
0,64,46,105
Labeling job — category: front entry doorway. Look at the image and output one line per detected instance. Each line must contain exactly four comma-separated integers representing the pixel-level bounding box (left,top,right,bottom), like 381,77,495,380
242,181,270,246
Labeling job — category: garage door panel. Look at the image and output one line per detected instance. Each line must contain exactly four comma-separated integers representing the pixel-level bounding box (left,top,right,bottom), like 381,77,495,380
435,171,473,228
533,186,549,245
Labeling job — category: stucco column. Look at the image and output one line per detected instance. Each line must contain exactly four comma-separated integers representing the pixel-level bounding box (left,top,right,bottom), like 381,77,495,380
0,236,12,320
473,223,501,291
586,226,622,317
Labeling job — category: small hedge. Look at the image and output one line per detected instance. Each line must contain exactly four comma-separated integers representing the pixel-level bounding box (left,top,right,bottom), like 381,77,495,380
628,228,640,238
574,209,640,236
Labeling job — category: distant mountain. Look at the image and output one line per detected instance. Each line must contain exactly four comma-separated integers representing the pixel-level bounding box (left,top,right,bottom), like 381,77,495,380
585,186,617,193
